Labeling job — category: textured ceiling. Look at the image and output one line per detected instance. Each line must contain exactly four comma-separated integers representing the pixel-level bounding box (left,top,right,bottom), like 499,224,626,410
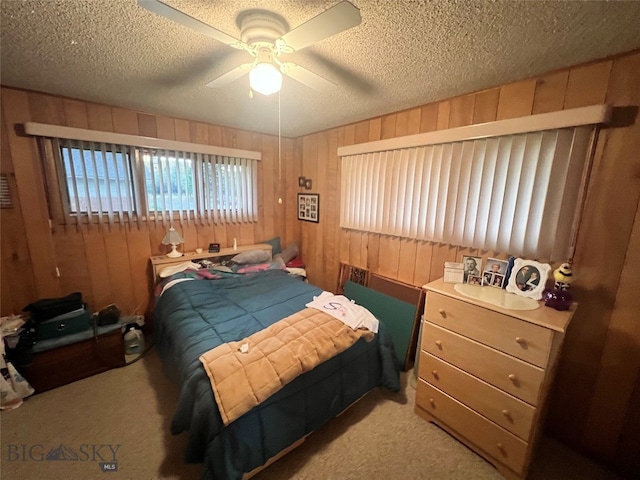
2,0,640,138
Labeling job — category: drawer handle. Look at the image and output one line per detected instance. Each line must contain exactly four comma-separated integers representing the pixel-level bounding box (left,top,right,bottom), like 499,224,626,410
438,309,446,317
502,409,511,418
57,322,66,331
431,370,439,379
515,336,527,345
497,443,506,455
508,374,519,385
429,397,435,407
435,340,442,348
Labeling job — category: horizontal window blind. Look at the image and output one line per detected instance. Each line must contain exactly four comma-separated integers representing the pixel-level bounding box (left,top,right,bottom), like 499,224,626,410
340,125,596,262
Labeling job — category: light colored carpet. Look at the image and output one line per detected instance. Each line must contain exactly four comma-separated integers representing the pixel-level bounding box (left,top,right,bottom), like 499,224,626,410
0,346,622,480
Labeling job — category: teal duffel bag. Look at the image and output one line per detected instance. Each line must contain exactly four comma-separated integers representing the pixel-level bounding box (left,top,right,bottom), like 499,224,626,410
35,305,91,341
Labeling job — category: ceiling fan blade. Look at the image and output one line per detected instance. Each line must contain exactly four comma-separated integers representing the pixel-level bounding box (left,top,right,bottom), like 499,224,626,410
305,50,376,94
282,63,337,92
205,63,253,89
137,0,243,48
279,1,361,52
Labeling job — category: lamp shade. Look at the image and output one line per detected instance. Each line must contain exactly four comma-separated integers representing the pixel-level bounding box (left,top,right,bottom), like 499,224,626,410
162,227,184,258
250,62,282,96
162,227,183,245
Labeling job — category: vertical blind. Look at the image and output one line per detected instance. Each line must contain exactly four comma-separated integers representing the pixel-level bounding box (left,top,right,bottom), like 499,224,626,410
25,122,262,227
340,125,596,262
54,139,258,226
140,149,258,225
58,140,137,225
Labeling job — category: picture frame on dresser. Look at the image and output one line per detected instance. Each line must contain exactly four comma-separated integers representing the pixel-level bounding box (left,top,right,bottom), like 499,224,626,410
506,258,551,300
483,257,509,288
461,255,482,283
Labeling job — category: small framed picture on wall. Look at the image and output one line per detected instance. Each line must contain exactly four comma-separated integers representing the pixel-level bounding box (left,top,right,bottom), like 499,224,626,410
297,193,319,223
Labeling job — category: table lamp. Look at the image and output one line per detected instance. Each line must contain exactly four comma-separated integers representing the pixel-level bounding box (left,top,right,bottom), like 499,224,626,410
162,227,184,258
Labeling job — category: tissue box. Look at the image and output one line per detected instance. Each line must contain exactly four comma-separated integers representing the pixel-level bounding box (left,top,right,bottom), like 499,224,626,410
443,262,464,283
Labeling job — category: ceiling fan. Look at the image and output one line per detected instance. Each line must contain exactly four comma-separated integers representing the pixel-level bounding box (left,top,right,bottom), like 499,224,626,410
137,0,362,96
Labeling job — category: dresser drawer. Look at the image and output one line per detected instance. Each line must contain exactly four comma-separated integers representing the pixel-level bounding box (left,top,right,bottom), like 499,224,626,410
419,351,536,441
422,322,544,405
425,292,552,368
416,379,528,475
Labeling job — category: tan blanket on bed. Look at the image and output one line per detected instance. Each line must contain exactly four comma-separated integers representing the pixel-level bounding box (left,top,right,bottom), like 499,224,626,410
199,307,375,426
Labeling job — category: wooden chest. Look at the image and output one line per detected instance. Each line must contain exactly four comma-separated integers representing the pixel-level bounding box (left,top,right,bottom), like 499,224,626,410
21,327,125,393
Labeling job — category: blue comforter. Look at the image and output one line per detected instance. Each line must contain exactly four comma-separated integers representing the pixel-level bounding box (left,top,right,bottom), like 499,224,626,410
154,269,401,480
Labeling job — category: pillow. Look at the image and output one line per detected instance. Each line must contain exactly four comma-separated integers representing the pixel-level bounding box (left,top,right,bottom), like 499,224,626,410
279,242,299,264
262,236,282,255
230,260,287,274
231,249,271,264
159,261,201,278
231,262,272,274
272,254,286,267
285,255,305,268
211,265,233,273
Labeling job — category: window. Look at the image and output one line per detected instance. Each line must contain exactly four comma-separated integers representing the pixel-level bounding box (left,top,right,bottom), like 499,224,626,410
27,123,261,226
59,140,135,217
139,149,257,223
338,106,609,262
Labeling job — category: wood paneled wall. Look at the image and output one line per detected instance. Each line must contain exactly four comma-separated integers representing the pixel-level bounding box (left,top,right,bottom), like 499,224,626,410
0,87,299,319
297,51,640,477
1,50,639,477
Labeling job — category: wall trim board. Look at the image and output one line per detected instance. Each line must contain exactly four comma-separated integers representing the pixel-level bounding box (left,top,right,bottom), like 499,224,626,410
24,122,262,160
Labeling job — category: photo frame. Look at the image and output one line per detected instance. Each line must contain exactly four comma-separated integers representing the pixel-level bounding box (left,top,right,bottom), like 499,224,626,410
506,258,551,300
297,193,319,223
483,257,509,288
462,255,483,284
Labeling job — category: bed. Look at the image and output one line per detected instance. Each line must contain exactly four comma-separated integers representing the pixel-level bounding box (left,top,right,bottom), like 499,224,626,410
153,263,402,480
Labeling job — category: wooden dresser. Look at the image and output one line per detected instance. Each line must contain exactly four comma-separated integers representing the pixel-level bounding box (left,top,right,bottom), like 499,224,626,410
414,278,574,479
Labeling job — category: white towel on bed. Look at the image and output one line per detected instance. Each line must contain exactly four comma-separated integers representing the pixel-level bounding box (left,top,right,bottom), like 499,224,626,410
306,292,379,333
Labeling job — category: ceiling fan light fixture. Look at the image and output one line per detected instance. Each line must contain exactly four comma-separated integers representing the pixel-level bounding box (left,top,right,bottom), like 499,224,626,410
249,62,282,95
